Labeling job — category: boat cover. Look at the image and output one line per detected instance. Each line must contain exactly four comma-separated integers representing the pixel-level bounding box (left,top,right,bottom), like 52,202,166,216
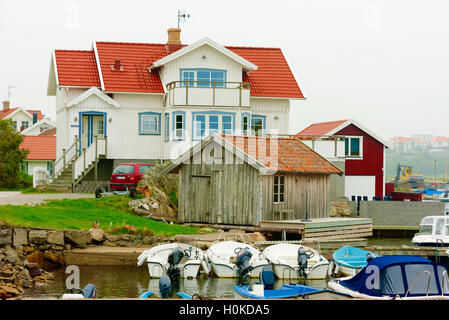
339,255,449,297
333,246,378,268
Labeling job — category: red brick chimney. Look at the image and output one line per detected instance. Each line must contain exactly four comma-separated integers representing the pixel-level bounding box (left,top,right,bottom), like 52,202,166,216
2,100,10,111
165,28,183,54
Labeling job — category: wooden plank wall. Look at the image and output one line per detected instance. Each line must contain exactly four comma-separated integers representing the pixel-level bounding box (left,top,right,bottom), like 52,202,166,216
178,152,262,226
261,174,330,221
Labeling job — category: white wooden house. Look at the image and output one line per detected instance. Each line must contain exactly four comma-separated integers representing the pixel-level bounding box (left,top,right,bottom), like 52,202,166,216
21,118,56,135
1,101,44,132
47,28,304,191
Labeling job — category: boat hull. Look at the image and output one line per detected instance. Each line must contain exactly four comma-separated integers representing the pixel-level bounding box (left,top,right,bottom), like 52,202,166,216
210,261,267,278
333,264,362,277
147,260,202,279
328,279,449,300
272,261,329,280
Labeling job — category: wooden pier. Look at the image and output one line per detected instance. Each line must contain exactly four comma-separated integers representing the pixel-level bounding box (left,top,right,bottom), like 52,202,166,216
259,217,373,240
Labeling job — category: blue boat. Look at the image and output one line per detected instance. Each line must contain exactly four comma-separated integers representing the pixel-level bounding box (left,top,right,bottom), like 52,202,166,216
331,246,378,277
328,255,449,300
234,265,351,300
233,283,351,300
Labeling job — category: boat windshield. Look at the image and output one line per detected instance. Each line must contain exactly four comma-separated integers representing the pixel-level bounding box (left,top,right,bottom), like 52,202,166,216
418,225,433,235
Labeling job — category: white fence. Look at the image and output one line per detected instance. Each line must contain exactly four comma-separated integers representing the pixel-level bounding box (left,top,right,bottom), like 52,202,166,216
33,167,49,188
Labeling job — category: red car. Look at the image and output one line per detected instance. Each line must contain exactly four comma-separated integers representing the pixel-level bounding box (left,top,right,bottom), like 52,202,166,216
109,163,153,196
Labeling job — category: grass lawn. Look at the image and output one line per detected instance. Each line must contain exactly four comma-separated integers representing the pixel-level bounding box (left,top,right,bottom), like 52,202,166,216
0,196,200,237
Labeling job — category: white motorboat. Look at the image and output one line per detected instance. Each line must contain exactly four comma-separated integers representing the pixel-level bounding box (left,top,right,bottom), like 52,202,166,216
412,216,449,246
263,243,329,280
206,240,269,278
137,243,208,279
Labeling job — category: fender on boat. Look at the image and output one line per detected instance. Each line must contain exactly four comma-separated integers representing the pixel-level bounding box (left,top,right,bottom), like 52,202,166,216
137,250,149,267
201,259,210,275
327,260,334,277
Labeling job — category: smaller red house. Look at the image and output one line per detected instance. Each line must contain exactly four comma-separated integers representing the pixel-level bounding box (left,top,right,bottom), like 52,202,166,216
298,119,390,199
19,135,56,178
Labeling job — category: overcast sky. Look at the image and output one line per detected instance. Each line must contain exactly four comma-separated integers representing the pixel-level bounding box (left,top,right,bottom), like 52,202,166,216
1,0,448,139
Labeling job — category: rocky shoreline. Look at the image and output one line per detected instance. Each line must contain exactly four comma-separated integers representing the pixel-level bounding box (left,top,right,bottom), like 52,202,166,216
0,246,54,299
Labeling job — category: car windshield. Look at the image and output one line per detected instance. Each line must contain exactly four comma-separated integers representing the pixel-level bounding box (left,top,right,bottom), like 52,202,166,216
419,225,433,235
113,165,135,174
139,165,151,174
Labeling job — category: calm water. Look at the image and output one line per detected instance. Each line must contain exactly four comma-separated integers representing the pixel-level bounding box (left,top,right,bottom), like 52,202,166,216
22,238,420,299
22,265,328,299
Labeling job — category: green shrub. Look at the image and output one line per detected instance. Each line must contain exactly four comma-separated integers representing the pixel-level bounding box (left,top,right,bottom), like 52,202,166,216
0,119,29,188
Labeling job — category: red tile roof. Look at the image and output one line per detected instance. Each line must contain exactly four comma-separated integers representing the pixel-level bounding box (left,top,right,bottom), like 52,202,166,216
434,136,449,142
0,108,43,121
220,134,342,174
53,41,303,98
95,42,167,93
227,46,304,98
20,135,56,161
39,127,56,136
297,120,348,136
54,50,101,87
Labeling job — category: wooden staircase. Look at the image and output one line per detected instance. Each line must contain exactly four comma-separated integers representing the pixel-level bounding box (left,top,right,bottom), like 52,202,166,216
47,163,73,192
48,135,107,192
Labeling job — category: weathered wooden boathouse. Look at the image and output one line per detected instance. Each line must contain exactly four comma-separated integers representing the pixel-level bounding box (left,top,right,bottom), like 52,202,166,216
163,133,343,227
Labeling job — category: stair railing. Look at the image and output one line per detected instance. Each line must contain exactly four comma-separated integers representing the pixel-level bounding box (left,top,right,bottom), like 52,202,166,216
53,136,79,180
71,135,107,190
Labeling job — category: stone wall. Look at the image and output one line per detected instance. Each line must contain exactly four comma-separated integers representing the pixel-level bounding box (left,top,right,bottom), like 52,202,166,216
350,200,446,227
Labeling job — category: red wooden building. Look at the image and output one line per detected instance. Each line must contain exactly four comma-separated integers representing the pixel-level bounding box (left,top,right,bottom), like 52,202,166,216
298,119,391,199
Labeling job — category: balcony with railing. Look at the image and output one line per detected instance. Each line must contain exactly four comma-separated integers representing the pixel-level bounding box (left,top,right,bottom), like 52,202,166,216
166,81,251,108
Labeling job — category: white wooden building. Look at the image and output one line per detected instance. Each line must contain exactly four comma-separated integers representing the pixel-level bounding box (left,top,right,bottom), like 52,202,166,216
47,28,304,191
1,101,44,132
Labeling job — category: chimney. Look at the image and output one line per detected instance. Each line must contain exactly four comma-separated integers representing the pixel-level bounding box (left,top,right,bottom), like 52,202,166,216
167,28,181,45
2,100,10,111
165,28,183,54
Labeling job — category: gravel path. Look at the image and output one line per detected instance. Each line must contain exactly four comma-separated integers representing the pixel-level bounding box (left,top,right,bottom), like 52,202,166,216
0,192,95,206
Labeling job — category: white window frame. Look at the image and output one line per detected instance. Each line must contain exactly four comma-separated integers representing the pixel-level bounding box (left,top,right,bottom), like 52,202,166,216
345,136,363,159
21,121,29,130
193,114,233,139
97,119,104,135
174,114,184,140
273,175,285,204
164,113,170,142
140,114,159,134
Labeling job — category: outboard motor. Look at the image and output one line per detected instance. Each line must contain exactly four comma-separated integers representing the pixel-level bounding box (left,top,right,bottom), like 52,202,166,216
235,247,253,279
167,247,191,284
159,276,171,299
297,247,309,278
61,283,97,299
366,253,377,262
259,265,275,290
82,283,97,298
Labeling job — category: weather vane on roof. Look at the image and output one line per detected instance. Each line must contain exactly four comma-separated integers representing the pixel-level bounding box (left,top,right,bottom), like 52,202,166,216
178,9,192,28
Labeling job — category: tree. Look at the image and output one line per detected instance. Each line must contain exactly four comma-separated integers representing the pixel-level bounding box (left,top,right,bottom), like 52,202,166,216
0,119,29,188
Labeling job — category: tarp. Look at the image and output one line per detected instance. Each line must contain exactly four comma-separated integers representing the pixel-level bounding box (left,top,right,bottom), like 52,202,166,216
339,256,448,297
415,188,444,196
333,246,378,268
